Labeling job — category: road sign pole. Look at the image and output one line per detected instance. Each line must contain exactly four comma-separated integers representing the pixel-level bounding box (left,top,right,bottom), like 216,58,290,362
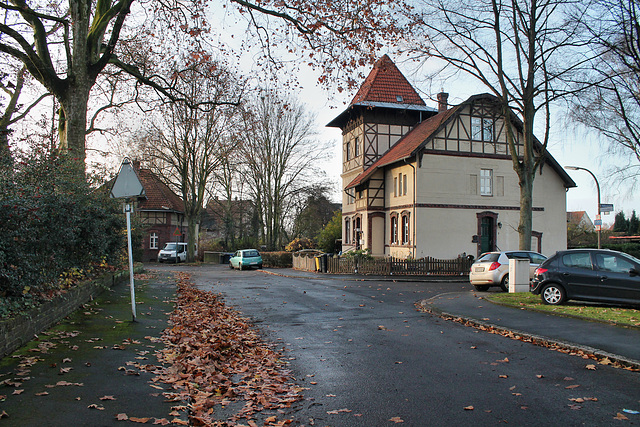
125,203,137,321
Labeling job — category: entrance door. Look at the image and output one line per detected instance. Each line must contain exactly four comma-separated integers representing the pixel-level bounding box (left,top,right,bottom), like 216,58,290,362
480,217,494,254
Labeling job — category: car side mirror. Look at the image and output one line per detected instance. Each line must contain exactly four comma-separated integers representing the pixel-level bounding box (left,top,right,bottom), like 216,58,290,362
630,268,639,277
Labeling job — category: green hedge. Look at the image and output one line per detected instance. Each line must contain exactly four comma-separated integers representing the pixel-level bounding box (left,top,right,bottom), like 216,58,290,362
261,251,293,268
0,151,126,311
603,243,640,260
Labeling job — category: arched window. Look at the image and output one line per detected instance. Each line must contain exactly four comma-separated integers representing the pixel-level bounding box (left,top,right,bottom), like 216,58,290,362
344,218,351,244
390,213,398,244
401,212,410,245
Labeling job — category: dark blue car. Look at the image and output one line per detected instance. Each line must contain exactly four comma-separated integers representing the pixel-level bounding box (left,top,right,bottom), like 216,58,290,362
531,249,640,305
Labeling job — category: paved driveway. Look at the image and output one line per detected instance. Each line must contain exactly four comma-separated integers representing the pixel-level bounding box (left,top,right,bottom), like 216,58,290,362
152,264,640,426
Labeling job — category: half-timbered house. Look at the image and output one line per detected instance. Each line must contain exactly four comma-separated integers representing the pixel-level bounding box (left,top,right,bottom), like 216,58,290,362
329,55,576,259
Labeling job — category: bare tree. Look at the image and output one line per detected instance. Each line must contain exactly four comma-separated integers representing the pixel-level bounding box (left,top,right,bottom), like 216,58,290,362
239,92,330,250
0,0,404,169
0,62,51,165
403,0,595,250
137,58,244,261
572,0,640,187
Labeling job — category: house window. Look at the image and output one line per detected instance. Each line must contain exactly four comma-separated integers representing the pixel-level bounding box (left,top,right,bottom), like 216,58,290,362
398,173,403,196
150,232,158,249
401,214,410,245
346,141,351,161
354,137,360,156
391,215,398,244
394,177,398,197
480,169,493,196
403,174,407,195
472,117,494,141
345,218,350,244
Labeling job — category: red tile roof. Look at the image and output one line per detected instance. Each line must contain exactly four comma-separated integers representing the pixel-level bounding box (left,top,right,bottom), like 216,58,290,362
135,167,184,212
350,55,426,106
346,106,460,189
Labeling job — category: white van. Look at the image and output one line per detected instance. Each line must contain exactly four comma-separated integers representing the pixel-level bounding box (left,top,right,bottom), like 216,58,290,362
157,242,188,263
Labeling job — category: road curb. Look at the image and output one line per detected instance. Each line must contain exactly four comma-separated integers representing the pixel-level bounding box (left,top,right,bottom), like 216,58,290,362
416,298,640,371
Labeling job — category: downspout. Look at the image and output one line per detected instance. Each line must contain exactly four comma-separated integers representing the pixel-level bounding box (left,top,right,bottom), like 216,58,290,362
404,156,416,259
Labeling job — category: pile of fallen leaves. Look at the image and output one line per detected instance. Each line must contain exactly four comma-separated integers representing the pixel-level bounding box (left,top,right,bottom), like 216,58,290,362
154,273,303,426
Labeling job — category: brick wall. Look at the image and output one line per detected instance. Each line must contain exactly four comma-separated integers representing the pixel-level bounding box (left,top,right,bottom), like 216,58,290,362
0,267,141,358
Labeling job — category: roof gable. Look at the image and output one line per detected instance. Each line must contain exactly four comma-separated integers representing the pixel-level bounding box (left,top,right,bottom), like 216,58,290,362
350,55,426,107
135,166,184,212
346,93,576,190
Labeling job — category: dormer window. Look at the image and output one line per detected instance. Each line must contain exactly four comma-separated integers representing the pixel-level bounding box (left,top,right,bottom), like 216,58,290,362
396,95,403,102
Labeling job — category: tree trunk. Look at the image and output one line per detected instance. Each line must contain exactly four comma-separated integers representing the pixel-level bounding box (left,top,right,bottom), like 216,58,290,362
518,172,534,251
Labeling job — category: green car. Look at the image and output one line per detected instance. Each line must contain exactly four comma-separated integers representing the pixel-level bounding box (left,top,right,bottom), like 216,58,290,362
229,249,263,270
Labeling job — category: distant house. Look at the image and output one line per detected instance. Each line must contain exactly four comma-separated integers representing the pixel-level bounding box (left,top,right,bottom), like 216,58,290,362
132,162,188,262
567,211,594,232
329,55,576,259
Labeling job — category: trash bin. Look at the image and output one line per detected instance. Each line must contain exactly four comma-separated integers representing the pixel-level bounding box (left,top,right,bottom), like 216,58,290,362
320,254,328,273
221,253,232,264
315,255,321,272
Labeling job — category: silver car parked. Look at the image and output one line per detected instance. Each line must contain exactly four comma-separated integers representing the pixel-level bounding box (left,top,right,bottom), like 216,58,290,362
469,251,547,291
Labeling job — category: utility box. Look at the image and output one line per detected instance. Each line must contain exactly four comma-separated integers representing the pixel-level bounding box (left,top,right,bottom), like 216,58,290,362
508,258,530,293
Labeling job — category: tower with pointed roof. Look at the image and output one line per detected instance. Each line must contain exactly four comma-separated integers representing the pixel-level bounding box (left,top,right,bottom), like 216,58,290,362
328,55,437,253
329,55,576,260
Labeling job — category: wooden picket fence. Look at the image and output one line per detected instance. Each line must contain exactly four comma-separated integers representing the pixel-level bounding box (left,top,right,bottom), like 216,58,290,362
293,253,472,276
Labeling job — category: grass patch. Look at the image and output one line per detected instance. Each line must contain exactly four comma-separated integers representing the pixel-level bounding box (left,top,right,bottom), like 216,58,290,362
485,293,640,327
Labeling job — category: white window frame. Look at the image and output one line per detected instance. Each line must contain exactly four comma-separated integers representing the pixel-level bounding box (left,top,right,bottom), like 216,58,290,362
480,169,493,196
401,215,410,245
472,117,494,141
391,215,398,244
150,232,158,250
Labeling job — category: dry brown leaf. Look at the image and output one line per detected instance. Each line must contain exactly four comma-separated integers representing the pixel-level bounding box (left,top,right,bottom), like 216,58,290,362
116,413,128,421
129,417,150,423
586,364,597,370
99,395,116,400
614,413,629,420
464,406,474,411
389,417,404,423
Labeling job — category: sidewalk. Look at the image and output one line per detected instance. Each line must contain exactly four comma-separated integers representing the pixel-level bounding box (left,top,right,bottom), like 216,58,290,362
275,268,640,369
420,291,640,369
0,271,183,426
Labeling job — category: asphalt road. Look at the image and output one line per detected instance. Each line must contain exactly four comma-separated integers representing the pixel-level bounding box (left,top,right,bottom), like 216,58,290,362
153,264,640,426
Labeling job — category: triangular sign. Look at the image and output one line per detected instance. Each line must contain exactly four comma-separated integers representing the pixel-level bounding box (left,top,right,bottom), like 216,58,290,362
110,158,145,199
173,227,181,236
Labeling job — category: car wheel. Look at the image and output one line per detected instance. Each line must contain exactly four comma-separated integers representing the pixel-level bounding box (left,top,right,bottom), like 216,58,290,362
474,285,490,292
500,274,509,292
541,283,566,305
229,262,234,269
258,264,263,269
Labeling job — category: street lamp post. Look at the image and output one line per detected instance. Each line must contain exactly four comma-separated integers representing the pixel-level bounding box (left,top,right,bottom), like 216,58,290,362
565,166,601,249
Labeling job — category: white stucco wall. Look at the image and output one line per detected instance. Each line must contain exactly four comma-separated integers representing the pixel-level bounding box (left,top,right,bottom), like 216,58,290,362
411,153,568,259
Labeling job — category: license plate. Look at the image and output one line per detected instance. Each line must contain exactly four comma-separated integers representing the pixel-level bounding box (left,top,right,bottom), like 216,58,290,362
475,267,485,272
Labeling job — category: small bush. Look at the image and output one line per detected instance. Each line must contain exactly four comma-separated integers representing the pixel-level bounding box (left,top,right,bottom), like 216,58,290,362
261,251,293,268
285,238,315,252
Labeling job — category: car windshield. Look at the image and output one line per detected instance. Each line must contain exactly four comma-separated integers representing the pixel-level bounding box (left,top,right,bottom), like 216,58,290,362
477,253,499,263
244,250,260,257
163,243,178,251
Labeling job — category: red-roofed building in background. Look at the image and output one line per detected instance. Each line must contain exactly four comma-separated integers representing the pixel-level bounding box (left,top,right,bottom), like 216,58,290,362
131,161,190,262
329,56,576,259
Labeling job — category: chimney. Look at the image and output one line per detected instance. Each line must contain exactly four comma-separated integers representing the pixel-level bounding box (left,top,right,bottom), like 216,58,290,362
437,92,449,112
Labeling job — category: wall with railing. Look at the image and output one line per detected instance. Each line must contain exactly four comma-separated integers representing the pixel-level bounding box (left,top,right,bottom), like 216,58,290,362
293,252,472,276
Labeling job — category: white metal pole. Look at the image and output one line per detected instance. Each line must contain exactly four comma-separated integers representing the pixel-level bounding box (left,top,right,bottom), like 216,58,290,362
125,203,137,321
